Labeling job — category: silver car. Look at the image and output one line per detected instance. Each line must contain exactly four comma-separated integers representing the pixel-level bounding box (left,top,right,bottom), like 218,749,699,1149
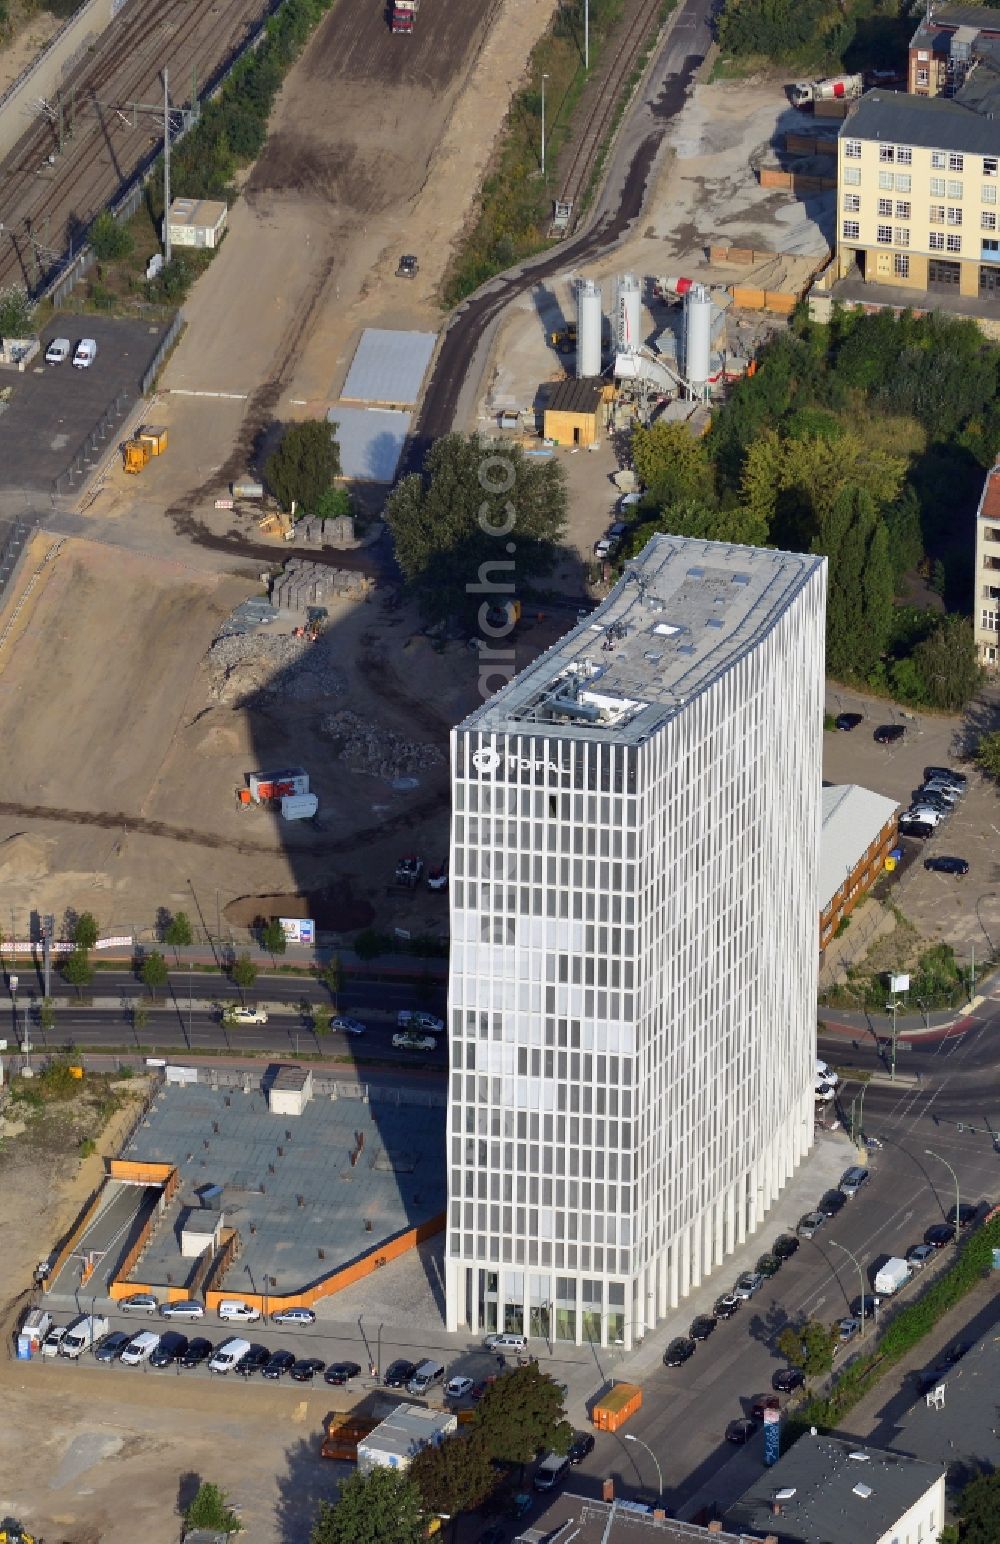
797,1211,826,1239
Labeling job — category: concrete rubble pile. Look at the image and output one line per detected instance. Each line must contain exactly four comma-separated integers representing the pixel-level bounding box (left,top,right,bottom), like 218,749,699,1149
270,558,373,611
321,708,445,779
206,631,348,704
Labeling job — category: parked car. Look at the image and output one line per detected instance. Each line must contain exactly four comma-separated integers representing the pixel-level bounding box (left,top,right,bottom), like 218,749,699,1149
835,712,863,731
690,1315,717,1341
899,820,935,840
384,1359,416,1388
594,538,614,560
180,1337,214,1368
663,1337,696,1367
902,805,944,826
290,1357,326,1383
44,337,71,365
237,1344,270,1377
397,1010,445,1034
861,1133,884,1151
734,1271,763,1299
94,1330,131,1363
750,1393,780,1420
921,781,960,804
150,1331,189,1368
874,724,905,744
230,1006,267,1024
756,1253,781,1278
393,1031,437,1052
924,856,969,876
41,1326,68,1357
946,1203,978,1228
818,1190,847,1218
120,1293,159,1315
271,1307,316,1326
331,1016,365,1036
120,1331,160,1366
840,1166,870,1198
907,1243,937,1270
772,1367,805,1393
773,1234,799,1260
851,1295,879,1319
725,1419,757,1445
72,337,97,368
714,1294,741,1318
567,1432,595,1464
161,1299,205,1321
837,1317,861,1344
924,1223,954,1248
924,766,967,788
324,1360,362,1385
797,1211,826,1239
262,1349,296,1380
445,1376,475,1400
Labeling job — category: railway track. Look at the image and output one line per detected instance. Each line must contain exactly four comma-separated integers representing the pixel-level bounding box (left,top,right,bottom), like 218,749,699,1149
557,0,667,216
0,0,270,293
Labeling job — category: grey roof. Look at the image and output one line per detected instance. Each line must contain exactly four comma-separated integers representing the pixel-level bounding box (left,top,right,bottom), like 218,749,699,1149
340,327,437,406
819,784,899,912
458,534,824,746
271,1064,310,1090
910,3,1000,49
514,1495,755,1543
879,1327,1000,1475
180,1208,220,1234
545,376,605,415
725,1432,946,1544
359,1403,456,1460
326,405,410,482
842,88,1000,155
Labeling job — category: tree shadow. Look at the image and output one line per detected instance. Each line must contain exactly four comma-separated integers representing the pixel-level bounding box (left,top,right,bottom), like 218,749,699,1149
273,1432,342,1543
177,1469,202,1517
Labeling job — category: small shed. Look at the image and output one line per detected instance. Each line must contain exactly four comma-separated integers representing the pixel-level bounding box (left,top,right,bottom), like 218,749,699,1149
357,1403,458,1475
267,1064,313,1117
542,377,606,447
164,197,228,249
180,1208,223,1258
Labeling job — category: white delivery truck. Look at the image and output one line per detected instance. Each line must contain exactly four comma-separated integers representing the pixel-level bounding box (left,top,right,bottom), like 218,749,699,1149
874,1257,911,1296
60,1313,109,1358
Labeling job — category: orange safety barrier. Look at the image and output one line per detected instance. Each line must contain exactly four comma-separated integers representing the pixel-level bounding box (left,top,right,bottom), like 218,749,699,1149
109,1159,175,1186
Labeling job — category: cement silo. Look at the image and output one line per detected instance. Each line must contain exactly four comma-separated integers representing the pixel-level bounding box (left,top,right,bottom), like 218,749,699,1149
683,283,712,396
576,279,602,378
616,273,642,354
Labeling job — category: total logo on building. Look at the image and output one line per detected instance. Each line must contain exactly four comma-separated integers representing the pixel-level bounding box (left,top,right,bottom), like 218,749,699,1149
471,746,560,775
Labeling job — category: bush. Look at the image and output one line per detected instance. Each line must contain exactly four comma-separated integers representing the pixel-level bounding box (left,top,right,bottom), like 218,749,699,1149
89,211,133,262
0,283,35,336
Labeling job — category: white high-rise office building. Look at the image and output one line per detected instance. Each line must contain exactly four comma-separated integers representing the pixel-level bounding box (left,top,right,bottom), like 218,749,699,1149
446,534,826,1347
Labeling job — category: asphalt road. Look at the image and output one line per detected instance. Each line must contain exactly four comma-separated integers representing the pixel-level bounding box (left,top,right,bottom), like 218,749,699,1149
408,0,715,454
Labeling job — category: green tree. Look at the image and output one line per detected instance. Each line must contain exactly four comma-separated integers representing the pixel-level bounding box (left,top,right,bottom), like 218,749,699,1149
133,1000,149,1036
74,911,99,951
475,1362,573,1465
39,997,57,1034
311,1001,331,1036
314,485,353,522
184,1479,242,1535
261,918,287,958
231,952,258,1000
953,1470,1000,1543
322,954,343,1006
140,950,169,998
384,433,568,625
264,420,341,514
0,283,34,336
812,485,894,680
89,210,133,262
976,729,1000,780
62,948,94,999
624,498,768,557
164,910,193,961
910,615,983,711
776,1319,836,1377
410,1431,498,1519
631,421,716,508
309,1468,426,1544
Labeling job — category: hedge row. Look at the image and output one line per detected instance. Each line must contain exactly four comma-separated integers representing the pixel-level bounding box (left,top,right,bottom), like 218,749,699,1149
793,1212,1000,1432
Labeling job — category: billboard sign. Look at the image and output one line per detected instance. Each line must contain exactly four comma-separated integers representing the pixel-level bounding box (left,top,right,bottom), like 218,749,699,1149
279,918,315,945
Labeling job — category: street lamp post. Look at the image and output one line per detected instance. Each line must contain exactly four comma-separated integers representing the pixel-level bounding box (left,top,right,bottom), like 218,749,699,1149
829,1239,867,1332
850,1083,867,1147
623,1434,663,1502
540,74,549,180
925,1148,961,1245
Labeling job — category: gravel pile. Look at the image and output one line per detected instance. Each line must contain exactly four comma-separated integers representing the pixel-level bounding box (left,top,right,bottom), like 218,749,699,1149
321,709,445,778
206,632,347,703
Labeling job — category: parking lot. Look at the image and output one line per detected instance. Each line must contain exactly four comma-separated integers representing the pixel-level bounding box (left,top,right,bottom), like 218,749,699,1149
0,314,171,491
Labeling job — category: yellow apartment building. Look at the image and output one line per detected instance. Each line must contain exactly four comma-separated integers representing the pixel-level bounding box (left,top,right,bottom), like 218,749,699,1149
836,85,1000,300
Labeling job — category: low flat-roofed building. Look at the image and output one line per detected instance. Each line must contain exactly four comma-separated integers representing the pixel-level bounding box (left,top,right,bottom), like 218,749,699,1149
267,1064,313,1116
164,196,228,249
513,1494,770,1542
819,784,899,949
542,376,608,447
726,1431,946,1544
356,1403,457,1474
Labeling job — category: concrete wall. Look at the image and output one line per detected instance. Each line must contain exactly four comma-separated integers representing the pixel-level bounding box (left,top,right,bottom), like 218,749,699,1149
0,0,116,166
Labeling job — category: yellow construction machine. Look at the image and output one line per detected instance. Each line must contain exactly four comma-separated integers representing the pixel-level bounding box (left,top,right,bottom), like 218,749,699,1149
122,423,168,475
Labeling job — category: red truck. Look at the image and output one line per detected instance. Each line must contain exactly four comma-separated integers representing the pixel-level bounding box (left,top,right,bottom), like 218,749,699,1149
391,0,418,32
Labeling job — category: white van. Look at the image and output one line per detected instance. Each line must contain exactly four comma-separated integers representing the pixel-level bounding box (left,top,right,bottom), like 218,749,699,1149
407,1359,445,1396
217,1299,260,1322
484,1332,528,1353
209,1336,251,1374
534,1452,571,1492
72,338,97,369
60,1314,109,1359
120,1330,160,1366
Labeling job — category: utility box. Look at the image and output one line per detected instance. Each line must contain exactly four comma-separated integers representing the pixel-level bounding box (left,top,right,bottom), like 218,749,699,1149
181,1208,223,1258
267,1065,313,1117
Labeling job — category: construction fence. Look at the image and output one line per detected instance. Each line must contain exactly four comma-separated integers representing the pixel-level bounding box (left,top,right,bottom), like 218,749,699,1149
708,245,824,315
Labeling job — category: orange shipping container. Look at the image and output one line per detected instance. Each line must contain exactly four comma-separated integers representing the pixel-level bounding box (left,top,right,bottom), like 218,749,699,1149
591,1381,642,1432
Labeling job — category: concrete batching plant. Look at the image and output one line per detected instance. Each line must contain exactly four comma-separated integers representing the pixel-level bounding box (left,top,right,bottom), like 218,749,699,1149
576,278,602,378
615,273,642,355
